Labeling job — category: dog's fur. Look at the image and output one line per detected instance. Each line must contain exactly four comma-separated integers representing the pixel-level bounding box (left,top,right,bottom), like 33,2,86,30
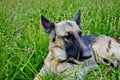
34,10,120,80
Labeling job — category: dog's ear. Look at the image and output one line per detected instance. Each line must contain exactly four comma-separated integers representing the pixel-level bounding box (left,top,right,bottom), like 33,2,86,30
74,10,81,27
41,15,55,34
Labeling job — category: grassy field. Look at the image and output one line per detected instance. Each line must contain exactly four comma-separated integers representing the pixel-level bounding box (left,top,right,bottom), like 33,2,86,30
0,0,120,80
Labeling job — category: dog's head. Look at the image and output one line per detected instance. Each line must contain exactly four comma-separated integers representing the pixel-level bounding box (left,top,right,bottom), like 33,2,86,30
41,10,92,61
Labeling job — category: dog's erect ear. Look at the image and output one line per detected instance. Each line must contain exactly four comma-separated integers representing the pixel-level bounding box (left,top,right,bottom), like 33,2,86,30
74,10,81,27
41,15,55,34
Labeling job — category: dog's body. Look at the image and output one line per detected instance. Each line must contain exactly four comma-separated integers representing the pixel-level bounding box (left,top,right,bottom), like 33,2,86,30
34,10,120,80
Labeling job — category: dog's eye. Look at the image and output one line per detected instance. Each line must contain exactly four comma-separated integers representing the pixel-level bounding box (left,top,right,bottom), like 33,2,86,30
62,32,73,40
78,32,82,37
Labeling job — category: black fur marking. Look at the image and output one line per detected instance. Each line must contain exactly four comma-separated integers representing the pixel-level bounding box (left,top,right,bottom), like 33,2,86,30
103,58,109,63
108,40,111,49
51,30,56,42
66,22,73,27
106,48,109,52
102,58,115,67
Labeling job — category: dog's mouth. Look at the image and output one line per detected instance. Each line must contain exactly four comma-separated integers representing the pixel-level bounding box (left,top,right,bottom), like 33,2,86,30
79,55,92,61
67,52,92,64
80,50,92,61
67,51,92,62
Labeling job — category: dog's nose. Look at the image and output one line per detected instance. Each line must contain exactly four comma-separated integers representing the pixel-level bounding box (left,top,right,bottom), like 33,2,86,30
82,50,92,59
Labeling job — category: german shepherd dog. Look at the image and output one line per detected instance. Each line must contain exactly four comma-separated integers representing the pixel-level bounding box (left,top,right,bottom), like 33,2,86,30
34,10,120,80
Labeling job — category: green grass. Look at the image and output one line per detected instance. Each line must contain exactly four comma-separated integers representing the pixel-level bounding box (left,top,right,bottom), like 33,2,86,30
0,0,120,80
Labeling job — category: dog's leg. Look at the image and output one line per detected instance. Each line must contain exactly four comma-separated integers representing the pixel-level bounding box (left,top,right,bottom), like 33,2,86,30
76,57,98,80
34,52,55,80
66,56,98,80
92,35,120,67
34,65,50,80
78,63,98,80
62,63,98,80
